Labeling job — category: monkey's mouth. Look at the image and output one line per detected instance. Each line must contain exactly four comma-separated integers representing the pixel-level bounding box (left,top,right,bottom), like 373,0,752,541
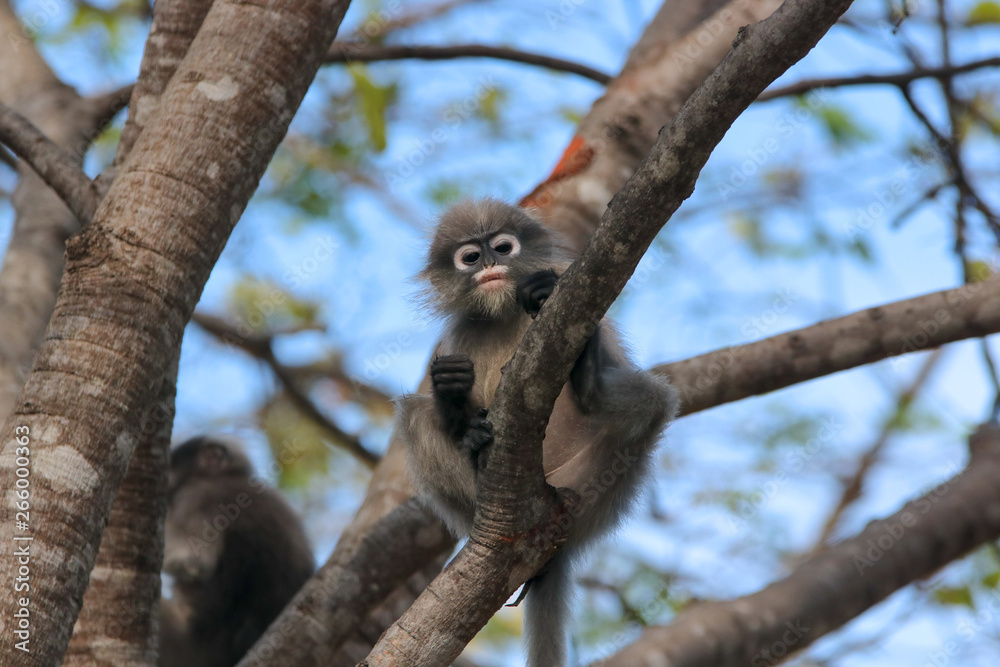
476,268,508,291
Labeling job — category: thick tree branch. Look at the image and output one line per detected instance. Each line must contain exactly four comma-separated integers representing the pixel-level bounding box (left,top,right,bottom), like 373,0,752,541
362,0,856,664
66,0,213,661
756,55,1000,101
0,0,353,663
0,102,97,225
191,312,380,468
325,42,612,84
595,423,1000,667
657,277,1000,416
239,501,450,666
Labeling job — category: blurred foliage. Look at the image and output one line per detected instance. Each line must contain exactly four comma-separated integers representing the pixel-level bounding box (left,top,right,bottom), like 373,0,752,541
967,0,1000,24
348,64,398,151
227,278,322,331
260,396,333,489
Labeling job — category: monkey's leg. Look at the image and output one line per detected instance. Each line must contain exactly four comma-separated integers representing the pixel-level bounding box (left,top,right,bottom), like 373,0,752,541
569,325,605,414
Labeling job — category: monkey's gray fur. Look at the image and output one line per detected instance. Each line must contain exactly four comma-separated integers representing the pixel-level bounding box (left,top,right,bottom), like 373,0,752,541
396,198,679,667
159,436,314,667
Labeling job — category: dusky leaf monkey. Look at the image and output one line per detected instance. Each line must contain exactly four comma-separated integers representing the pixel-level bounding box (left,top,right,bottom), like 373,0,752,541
396,198,679,666
159,436,314,667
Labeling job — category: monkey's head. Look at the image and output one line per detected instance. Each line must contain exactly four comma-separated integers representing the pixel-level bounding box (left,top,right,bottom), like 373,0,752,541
422,198,571,319
168,436,254,497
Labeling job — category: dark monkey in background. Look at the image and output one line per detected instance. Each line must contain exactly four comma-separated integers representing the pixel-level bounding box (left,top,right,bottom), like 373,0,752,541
397,199,679,666
159,437,314,667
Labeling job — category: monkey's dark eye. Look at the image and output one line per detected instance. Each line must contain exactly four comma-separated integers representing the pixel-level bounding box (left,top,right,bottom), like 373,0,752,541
490,233,521,258
453,243,482,270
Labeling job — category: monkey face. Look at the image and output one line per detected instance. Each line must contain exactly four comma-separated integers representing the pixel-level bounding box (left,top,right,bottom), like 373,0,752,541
423,199,571,320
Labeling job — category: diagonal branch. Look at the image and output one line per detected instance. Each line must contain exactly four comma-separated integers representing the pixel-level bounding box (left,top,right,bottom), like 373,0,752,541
325,42,612,84
0,102,98,225
362,0,857,664
191,312,380,468
595,423,1000,667
757,55,1000,101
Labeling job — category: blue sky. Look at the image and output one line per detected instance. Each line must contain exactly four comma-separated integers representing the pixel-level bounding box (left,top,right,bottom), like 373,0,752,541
3,0,1000,664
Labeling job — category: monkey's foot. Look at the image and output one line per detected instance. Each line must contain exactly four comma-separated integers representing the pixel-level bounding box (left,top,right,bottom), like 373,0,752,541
516,269,558,318
460,408,493,468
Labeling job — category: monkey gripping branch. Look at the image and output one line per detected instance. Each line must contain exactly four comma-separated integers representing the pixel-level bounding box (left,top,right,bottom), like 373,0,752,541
359,0,857,664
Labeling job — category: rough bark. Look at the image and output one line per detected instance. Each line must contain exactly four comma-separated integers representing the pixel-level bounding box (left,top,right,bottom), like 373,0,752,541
64,1,215,661
0,0,102,418
595,423,1000,667
657,276,1000,416
0,0,351,664
65,362,177,666
361,0,855,664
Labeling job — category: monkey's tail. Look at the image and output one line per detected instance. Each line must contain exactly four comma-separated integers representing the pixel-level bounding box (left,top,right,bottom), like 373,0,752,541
523,551,573,667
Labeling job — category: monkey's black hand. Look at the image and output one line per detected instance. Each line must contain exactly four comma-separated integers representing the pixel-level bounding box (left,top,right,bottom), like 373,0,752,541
460,408,493,471
431,355,475,439
516,269,558,318
571,325,605,415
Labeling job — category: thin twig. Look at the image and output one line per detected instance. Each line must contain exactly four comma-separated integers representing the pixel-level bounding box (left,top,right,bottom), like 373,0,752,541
0,102,98,224
326,42,612,84
191,312,380,469
756,56,1000,101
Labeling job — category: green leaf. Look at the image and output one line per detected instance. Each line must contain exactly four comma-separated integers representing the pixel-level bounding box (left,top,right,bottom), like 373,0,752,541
475,87,507,130
966,259,994,283
815,104,873,147
227,278,321,331
260,397,332,489
968,1,1000,24
347,64,397,152
982,571,1000,589
934,585,975,608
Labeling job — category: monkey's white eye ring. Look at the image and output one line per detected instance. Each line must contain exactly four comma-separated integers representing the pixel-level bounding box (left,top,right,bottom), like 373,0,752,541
490,233,520,257
454,243,481,269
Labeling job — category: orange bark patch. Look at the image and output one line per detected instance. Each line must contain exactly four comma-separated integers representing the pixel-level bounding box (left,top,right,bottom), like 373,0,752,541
520,135,595,209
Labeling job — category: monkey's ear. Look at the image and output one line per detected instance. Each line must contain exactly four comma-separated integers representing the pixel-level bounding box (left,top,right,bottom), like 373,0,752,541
196,442,232,474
